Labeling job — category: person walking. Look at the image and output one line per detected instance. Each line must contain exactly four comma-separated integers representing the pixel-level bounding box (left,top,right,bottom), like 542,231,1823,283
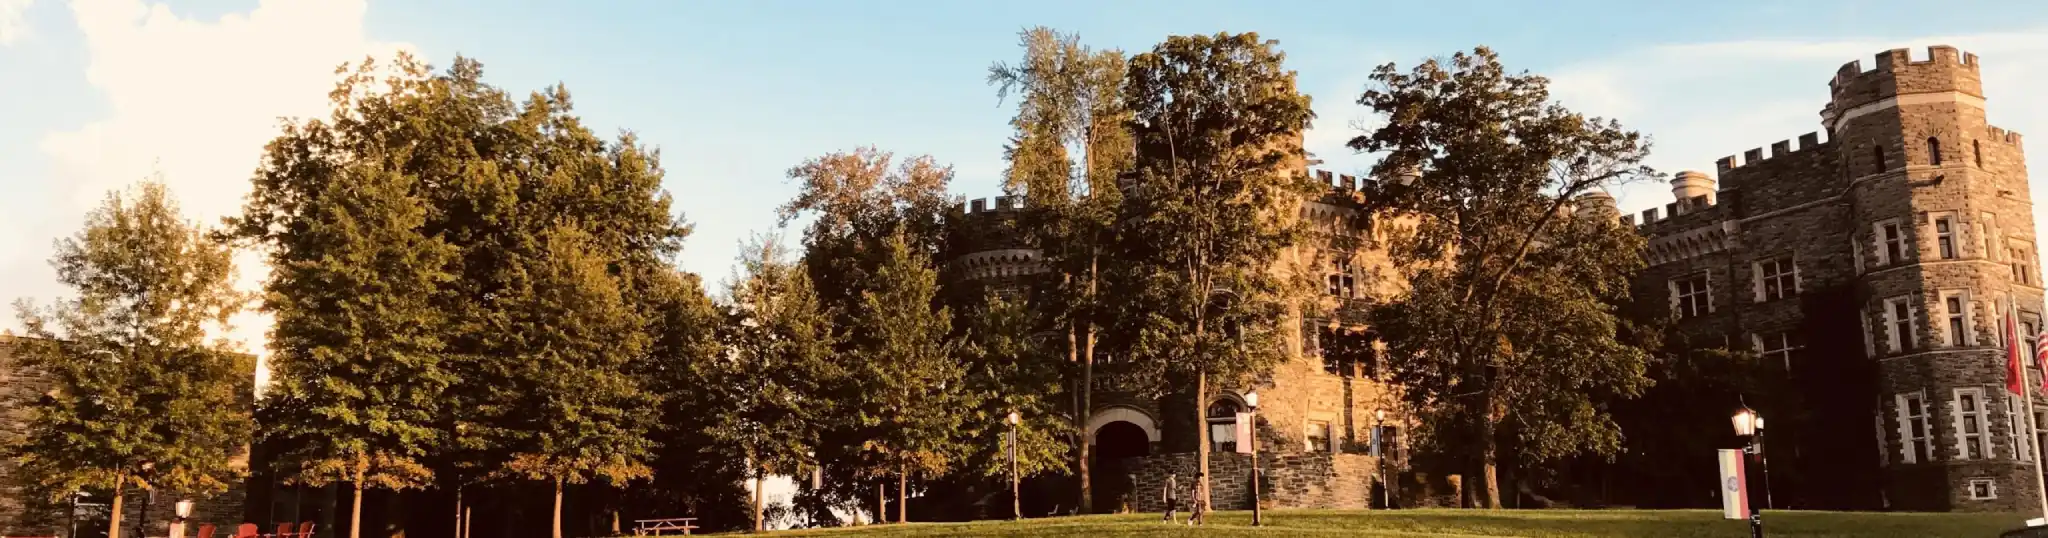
1188,472,1208,526
1161,473,1180,523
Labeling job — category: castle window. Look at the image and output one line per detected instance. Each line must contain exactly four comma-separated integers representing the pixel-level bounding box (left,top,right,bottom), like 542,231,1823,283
1671,273,1711,319
2010,242,2038,286
1753,257,1797,302
1976,139,1985,168
1752,331,1801,372
1969,478,1998,501
1955,388,1991,460
1207,400,1242,453
1876,220,1907,265
1928,137,1944,166
1935,215,1957,260
1327,258,1356,298
2011,396,2033,462
1875,145,1888,174
1306,420,1333,453
1898,391,1933,463
1884,295,1919,352
1941,291,1975,346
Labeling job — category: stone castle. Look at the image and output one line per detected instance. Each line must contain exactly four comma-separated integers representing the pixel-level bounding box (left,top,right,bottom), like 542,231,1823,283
951,44,2044,513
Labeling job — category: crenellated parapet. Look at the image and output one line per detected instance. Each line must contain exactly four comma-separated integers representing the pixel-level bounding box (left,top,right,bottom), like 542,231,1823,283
1824,45,1984,132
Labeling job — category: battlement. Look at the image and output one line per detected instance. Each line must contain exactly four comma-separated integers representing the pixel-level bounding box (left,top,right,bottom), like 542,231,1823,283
1716,131,1833,175
959,195,1024,215
1829,45,1984,110
1988,125,2027,145
1313,169,1363,192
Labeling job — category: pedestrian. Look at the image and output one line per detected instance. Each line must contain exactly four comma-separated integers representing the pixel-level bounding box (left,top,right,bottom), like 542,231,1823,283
1161,473,1180,523
1187,472,1208,526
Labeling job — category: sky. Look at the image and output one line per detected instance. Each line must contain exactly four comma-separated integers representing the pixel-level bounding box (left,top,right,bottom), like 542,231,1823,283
6,0,2048,383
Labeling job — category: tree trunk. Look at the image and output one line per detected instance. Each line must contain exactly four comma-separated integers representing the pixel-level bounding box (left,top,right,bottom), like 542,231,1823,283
350,481,364,538
896,467,907,524
1463,401,1502,509
105,477,124,538
875,483,884,526
551,478,564,538
1079,256,1100,514
1067,315,1084,513
453,486,463,538
751,467,764,532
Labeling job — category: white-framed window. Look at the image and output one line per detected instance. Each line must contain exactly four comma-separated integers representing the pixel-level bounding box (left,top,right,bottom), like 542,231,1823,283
1754,257,1798,302
1955,388,1992,460
1941,291,1975,346
1986,213,2004,261
1884,296,1919,352
1876,219,1909,266
1207,400,1242,453
1876,413,1890,466
1862,312,1878,356
1753,331,1801,372
1327,258,1357,298
1853,237,1867,274
1969,478,1998,500
1672,273,1711,319
1306,420,1333,453
2009,241,2037,286
2011,395,2034,462
1933,214,1958,260
1898,391,1933,463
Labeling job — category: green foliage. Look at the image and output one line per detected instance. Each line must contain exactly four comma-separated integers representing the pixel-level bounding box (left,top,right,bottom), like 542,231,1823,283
9,180,253,502
955,292,1071,479
1111,31,1315,393
847,232,971,481
1347,46,1657,506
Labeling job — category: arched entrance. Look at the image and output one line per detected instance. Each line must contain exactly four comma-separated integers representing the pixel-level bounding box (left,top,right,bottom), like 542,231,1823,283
1091,421,1151,513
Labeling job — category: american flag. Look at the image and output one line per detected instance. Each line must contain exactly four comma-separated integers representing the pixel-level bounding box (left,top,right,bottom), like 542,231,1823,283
2037,329,2048,391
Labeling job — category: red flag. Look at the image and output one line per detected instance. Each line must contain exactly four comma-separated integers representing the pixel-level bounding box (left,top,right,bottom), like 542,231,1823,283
2010,307,2028,395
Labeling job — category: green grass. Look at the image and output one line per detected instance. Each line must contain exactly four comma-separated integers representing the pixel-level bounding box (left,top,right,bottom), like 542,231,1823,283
698,509,2029,537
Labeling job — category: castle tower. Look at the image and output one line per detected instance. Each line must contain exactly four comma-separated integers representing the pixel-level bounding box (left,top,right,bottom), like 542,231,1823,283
1826,46,2041,511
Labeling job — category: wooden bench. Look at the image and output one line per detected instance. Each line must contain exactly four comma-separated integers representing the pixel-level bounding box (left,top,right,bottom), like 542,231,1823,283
632,517,698,536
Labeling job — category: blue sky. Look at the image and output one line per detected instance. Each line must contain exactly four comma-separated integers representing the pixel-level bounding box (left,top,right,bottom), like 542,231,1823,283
6,0,2048,362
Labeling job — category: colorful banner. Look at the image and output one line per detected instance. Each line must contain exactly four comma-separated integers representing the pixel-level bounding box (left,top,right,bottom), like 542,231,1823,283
1718,448,1748,520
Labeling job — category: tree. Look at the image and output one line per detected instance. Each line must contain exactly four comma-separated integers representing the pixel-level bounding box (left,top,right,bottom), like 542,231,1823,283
844,232,971,523
233,150,455,538
987,26,1131,511
493,225,659,538
954,291,1070,516
9,180,252,538
708,235,843,532
1347,46,1656,508
1114,31,1315,508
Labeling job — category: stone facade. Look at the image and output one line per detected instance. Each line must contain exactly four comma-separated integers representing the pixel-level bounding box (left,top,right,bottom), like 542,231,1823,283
1123,452,1380,512
1622,45,2041,512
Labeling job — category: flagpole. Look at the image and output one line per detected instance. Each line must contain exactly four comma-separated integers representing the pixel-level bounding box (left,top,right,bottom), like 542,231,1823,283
2011,292,2048,520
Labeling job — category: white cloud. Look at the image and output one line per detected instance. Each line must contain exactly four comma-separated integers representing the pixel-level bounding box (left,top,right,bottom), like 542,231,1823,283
1544,30,2048,224
26,0,414,389
0,0,33,45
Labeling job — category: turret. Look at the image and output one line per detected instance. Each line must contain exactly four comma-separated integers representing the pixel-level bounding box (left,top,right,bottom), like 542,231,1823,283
1823,45,1983,132
1669,170,1716,215
1574,190,1618,221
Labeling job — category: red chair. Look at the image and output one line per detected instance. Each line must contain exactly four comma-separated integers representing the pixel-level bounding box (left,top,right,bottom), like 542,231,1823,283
195,523,217,538
274,523,294,537
234,523,259,538
295,522,315,537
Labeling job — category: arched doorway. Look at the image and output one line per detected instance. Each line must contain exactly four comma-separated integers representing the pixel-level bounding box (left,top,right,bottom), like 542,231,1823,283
1092,421,1151,514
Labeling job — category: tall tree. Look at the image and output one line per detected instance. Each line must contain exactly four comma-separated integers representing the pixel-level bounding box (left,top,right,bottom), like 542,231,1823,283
1115,31,1315,509
987,26,1131,511
708,235,843,532
234,150,456,538
1348,46,1656,508
9,180,253,538
954,291,1070,516
494,225,659,538
845,232,971,523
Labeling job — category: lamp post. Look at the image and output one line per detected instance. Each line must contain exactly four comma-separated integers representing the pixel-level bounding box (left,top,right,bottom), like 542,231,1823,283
1733,405,1765,538
1373,408,1388,510
1245,390,1261,527
1007,411,1021,520
170,499,193,538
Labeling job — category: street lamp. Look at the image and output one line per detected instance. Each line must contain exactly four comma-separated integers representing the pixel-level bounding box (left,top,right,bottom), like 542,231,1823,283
1373,408,1389,510
171,499,194,538
1007,411,1021,520
1245,390,1261,527
1732,405,1765,538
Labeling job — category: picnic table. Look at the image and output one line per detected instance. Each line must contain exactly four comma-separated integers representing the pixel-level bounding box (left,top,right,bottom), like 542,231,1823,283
632,517,698,536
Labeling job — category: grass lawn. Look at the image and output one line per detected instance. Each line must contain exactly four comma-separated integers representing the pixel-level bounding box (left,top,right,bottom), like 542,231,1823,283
708,509,2030,537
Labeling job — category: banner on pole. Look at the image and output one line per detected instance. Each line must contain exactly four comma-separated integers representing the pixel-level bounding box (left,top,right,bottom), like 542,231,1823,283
1718,449,1748,520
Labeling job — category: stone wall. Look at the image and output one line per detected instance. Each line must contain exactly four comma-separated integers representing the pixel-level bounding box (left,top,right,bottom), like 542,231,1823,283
1123,452,1385,512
